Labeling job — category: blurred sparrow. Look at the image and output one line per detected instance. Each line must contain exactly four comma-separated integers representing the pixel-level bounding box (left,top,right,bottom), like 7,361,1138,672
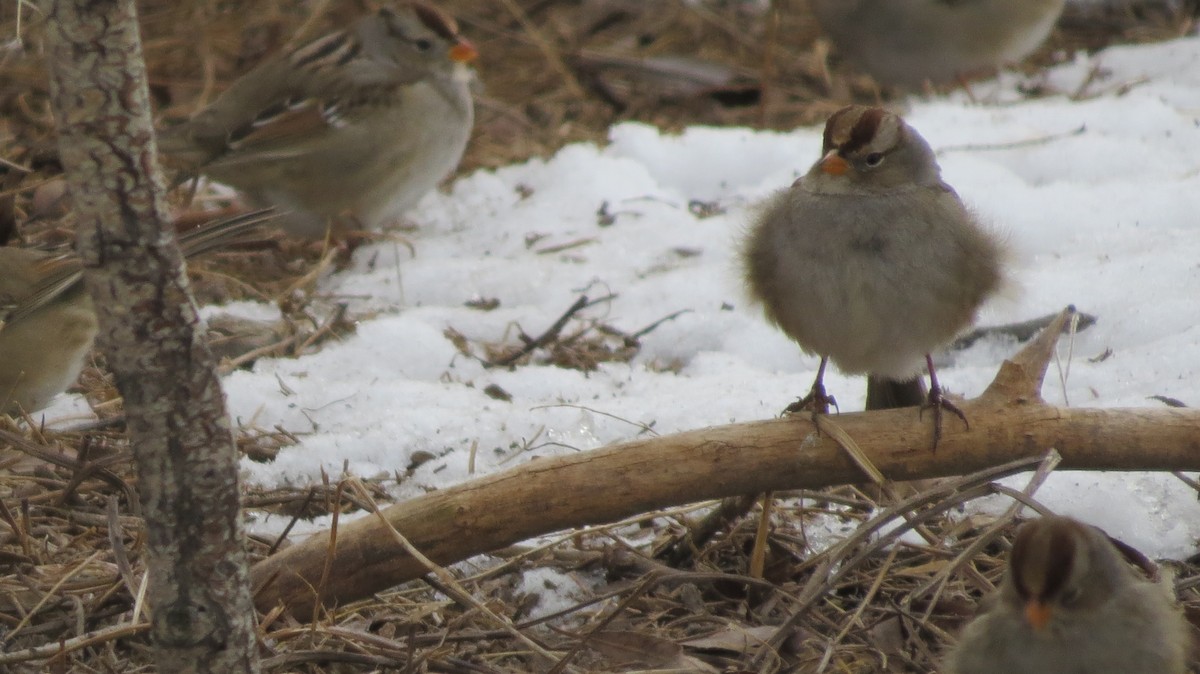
158,2,478,238
0,211,272,414
742,105,1004,445
944,515,1189,674
810,0,1067,87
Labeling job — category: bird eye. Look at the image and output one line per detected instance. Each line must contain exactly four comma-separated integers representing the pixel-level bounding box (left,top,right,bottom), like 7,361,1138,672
865,152,884,167
1060,587,1081,607
414,38,434,52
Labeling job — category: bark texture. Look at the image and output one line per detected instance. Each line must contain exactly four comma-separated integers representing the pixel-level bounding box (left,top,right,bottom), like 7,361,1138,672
41,1,258,672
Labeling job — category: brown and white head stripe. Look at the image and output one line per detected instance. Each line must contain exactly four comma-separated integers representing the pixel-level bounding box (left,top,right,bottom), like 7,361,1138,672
387,2,477,63
818,106,909,176
1009,516,1089,630
822,106,899,155
289,2,476,72
227,2,476,147
804,105,941,188
1005,516,1146,631
410,3,460,40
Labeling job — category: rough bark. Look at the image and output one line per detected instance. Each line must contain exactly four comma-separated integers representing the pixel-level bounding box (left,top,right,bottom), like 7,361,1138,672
41,1,258,672
251,310,1200,615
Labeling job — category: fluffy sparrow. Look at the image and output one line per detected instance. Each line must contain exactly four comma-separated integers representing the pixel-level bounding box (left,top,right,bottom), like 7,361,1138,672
944,515,1189,674
0,211,272,414
158,2,477,238
810,0,1067,87
742,105,1004,445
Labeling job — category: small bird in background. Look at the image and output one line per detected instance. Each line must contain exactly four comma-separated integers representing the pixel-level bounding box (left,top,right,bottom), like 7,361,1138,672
810,0,1067,88
944,515,1189,674
742,105,1005,445
0,210,274,415
158,2,478,239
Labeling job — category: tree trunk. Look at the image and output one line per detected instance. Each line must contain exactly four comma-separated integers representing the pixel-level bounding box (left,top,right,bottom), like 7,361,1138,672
40,1,258,672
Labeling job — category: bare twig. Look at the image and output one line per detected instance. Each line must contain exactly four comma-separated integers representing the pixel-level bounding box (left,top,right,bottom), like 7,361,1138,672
488,294,610,367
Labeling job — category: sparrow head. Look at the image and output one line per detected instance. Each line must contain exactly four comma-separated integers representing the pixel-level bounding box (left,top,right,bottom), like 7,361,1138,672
1007,516,1124,632
809,105,941,192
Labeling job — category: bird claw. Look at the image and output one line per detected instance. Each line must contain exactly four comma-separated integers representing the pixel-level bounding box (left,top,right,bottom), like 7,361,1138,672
919,386,968,450
783,384,838,418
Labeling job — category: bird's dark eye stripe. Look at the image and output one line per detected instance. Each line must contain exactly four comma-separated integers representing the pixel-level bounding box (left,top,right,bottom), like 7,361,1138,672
1011,565,1030,598
843,108,885,155
1010,521,1036,599
1041,527,1076,600
1011,520,1078,601
412,3,460,41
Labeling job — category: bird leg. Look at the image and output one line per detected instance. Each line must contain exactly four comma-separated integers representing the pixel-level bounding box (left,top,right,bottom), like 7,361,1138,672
783,356,839,417
919,353,968,449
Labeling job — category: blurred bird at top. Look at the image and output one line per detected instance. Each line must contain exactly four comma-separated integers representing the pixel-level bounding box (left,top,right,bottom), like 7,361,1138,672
158,2,478,239
810,0,1067,87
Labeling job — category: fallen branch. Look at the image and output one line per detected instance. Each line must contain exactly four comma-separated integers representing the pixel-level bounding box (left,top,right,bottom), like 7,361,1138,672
251,308,1200,614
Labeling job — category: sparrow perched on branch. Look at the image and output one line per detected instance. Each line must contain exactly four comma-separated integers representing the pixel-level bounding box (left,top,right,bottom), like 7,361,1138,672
742,105,1005,445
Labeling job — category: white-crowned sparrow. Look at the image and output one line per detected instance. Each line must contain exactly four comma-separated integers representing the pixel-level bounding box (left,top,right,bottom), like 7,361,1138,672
944,515,1190,674
810,0,1067,87
158,2,477,238
742,105,1005,445
0,211,272,414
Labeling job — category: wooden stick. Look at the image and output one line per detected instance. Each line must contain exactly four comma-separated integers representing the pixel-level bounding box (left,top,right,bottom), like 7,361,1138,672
251,309,1200,613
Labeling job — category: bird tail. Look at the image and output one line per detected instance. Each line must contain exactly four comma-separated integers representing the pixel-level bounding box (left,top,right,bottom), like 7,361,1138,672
865,375,926,410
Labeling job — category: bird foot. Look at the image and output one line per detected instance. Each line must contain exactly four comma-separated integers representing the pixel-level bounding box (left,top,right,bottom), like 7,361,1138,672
919,385,969,450
783,383,838,418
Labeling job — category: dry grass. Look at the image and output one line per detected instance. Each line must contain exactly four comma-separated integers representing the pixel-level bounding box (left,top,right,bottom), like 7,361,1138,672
2,0,1199,671
5,433,1200,672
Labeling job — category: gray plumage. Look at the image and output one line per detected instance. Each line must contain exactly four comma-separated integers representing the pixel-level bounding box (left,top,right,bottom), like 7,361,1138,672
945,515,1189,674
743,105,1004,383
811,0,1067,86
158,2,476,238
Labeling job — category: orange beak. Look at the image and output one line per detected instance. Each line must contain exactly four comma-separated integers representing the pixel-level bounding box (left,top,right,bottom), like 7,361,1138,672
449,39,478,64
818,150,849,176
1024,600,1052,631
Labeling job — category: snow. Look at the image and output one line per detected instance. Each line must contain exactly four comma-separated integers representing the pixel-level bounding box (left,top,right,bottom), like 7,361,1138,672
43,35,1200,559
515,567,596,622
